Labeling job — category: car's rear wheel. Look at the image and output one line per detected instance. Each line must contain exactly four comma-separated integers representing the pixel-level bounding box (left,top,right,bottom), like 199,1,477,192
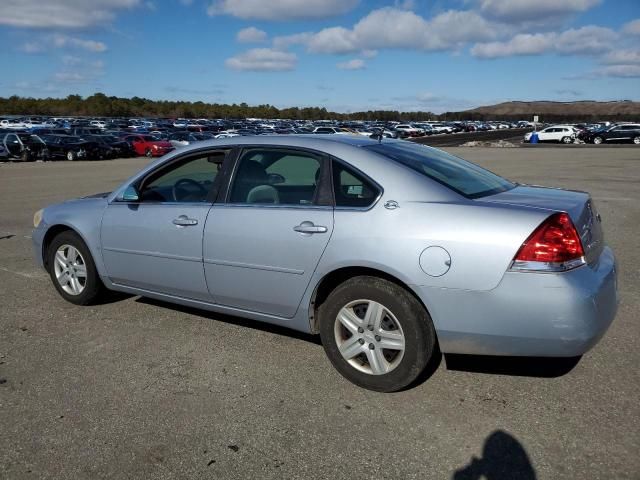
145,148,153,157
47,231,105,305
593,136,603,145
561,136,573,144
66,150,76,161
319,276,436,392
633,136,640,145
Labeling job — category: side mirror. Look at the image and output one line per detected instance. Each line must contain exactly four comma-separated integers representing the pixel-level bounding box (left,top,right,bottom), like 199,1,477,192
121,185,140,202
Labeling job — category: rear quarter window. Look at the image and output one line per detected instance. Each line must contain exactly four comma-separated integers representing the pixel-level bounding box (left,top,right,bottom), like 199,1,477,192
365,142,514,199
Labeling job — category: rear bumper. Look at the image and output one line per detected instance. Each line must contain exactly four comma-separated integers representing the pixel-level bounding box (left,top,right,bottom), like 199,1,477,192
417,246,618,357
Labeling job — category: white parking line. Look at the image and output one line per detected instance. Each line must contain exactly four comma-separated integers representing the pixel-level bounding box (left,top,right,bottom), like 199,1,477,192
0,267,47,279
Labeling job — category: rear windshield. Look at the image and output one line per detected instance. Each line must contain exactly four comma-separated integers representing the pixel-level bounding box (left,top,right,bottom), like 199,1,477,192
365,142,514,199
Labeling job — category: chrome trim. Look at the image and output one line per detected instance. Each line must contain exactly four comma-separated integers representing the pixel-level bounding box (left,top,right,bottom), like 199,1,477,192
111,201,213,206
215,203,332,211
203,258,304,275
509,257,586,273
103,247,201,263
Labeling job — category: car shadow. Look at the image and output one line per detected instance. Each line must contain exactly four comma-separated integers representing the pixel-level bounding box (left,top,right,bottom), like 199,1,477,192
125,296,576,383
444,353,581,378
453,430,537,480
135,296,322,345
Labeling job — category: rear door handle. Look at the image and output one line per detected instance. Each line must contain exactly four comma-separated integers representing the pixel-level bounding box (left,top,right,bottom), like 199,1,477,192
293,221,328,234
172,215,198,227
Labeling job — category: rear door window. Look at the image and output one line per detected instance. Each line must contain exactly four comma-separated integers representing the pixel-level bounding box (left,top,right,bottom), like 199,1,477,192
229,149,322,205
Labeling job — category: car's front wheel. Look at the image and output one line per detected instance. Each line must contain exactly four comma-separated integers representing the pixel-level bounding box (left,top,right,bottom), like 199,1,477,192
593,136,603,145
561,136,573,144
47,230,105,305
633,136,640,145
319,276,437,392
66,150,77,161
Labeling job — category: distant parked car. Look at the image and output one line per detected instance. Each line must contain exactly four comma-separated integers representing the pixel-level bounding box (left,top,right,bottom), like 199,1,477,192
428,123,453,134
124,134,174,157
40,134,93,161
394,124,423,138
169,131,210,148
81,135,135,158
1,132,49,161
0,119,26,129
524,125,578,144
583,124,640,145
312,127,350,135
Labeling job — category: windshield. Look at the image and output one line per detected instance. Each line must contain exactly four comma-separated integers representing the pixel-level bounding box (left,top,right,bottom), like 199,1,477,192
17,134,45,144
365,142,515,199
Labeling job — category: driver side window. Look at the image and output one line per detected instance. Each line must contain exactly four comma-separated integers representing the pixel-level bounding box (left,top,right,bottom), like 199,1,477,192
139,152,225,203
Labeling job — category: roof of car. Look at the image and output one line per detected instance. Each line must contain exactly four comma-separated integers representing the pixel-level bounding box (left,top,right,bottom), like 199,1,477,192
205,134,389,148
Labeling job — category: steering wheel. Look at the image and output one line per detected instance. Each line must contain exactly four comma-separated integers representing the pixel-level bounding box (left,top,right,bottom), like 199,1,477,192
172,178,208,202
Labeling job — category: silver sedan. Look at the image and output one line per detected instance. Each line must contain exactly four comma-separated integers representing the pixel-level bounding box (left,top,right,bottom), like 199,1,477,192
32,135,618,391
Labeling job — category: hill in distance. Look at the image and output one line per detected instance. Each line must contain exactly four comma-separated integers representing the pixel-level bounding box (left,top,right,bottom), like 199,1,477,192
458,100,640,119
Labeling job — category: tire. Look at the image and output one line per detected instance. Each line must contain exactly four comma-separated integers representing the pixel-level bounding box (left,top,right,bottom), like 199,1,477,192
47,230,106,306
561,136,573,144
593,136,603,145
318,276,436,392
66,150,77,161
145,148,153,158
633,136,640,145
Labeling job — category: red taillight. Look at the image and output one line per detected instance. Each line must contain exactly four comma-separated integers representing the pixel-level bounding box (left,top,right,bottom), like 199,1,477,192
514,212,584,264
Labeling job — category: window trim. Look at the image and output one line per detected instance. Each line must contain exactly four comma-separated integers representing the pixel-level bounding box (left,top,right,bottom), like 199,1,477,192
113,147,236,205
221,146,332,208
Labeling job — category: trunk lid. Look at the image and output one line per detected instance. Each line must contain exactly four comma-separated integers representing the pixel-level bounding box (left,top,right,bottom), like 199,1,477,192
479,185,604,264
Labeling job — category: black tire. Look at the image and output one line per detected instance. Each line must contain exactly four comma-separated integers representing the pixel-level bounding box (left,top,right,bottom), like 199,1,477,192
561,136,572,144
633,136,640,145
47,230,106,305
318,276,436,392
593,136,603,145
145,148,153,158
66,150,77,161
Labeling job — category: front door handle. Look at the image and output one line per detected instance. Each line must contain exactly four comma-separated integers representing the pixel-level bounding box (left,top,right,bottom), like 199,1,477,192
172,215,198,227
293,221,328,234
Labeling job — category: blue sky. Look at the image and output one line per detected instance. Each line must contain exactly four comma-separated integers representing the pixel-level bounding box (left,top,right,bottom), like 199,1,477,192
0,0,639,113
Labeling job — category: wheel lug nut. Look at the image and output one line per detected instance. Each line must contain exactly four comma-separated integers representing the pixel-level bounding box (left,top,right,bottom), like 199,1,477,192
369,343,375,350
357,327,364,333
375,335,381,342
358,339,365,345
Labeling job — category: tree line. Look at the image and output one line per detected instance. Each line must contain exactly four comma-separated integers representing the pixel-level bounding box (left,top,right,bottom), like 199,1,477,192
1,94,636,122
0,93,437,121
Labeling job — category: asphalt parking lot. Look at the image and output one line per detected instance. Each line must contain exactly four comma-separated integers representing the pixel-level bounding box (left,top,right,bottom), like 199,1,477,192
1,147,638,479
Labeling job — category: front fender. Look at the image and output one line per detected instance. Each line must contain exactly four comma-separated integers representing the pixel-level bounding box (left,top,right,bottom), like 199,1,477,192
35,198,108,276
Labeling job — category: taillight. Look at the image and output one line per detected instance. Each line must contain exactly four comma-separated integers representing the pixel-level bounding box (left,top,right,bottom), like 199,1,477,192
510,212,585,272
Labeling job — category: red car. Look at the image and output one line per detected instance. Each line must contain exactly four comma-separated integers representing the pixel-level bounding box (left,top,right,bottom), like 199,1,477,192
124,134,174,157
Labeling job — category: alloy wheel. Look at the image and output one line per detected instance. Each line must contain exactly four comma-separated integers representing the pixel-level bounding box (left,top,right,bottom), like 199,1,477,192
53,244,87,295
334,299,405,375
